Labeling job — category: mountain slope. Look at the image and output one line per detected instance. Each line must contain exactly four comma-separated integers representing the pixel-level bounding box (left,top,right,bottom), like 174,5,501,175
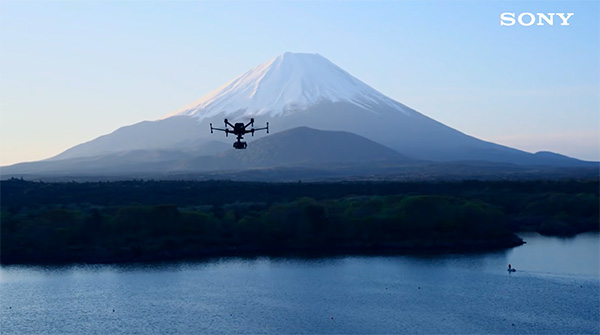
2,127,409,177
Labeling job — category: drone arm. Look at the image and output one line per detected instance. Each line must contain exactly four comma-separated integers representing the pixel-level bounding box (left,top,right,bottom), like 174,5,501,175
224,119,235,128
210,126,229,137
245,118,254,128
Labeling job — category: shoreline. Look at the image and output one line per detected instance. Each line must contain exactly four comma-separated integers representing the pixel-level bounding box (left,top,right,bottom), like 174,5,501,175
1,234,525,266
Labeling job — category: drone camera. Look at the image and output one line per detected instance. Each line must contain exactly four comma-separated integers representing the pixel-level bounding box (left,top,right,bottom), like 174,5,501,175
233,141,247,149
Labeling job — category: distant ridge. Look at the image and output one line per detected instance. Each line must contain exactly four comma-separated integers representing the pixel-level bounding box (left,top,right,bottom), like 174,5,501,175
227,126,408,167
2,127,408,177
172,126,409,172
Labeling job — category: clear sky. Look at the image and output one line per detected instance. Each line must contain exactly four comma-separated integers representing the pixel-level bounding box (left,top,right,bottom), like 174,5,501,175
1,0,598,166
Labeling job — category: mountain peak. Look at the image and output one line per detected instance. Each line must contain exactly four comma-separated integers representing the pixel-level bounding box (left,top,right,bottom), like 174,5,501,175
162,52,400,121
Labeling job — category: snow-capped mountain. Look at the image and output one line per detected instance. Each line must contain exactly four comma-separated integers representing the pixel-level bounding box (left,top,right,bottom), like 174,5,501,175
162,52,407,121
15,52,592,170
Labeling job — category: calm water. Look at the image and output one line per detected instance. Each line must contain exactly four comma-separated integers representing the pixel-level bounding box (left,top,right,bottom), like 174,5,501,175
1,233,598,334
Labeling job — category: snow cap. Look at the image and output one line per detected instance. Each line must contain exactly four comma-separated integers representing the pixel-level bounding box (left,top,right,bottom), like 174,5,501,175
162,52,397,121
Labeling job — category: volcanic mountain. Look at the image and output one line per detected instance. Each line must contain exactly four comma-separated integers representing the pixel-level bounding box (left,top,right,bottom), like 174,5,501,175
4,52,592,178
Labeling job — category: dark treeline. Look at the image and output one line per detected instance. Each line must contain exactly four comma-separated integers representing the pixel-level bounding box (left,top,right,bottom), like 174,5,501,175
1,178,598,264
3,178,598,208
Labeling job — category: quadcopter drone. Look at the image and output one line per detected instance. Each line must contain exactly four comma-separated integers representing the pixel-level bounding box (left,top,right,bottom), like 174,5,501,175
210,118,269,149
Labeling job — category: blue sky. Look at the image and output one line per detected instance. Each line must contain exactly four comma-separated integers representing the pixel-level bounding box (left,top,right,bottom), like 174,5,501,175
1,0,598,165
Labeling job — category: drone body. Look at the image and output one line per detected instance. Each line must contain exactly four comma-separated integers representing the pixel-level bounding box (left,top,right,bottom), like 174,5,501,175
210,118,269,149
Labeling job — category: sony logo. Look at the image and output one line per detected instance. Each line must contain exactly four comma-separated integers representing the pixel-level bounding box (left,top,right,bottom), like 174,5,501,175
500,13,574,26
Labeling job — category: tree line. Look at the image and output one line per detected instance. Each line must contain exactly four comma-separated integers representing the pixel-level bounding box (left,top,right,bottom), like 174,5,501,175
1,178,597,264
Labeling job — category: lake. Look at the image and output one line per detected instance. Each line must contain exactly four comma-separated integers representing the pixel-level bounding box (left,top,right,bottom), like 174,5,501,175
1,232,598,334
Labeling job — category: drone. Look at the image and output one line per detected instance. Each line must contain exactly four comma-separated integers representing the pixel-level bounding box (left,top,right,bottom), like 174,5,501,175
210,118,269,149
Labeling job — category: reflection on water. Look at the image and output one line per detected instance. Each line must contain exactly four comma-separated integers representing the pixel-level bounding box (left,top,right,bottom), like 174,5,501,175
1,233,598,334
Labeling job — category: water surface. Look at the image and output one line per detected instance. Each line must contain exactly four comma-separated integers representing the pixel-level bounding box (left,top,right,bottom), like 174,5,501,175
1,232,598,334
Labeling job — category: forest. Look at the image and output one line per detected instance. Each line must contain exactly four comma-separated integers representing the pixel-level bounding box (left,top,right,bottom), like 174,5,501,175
1,178,598,264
